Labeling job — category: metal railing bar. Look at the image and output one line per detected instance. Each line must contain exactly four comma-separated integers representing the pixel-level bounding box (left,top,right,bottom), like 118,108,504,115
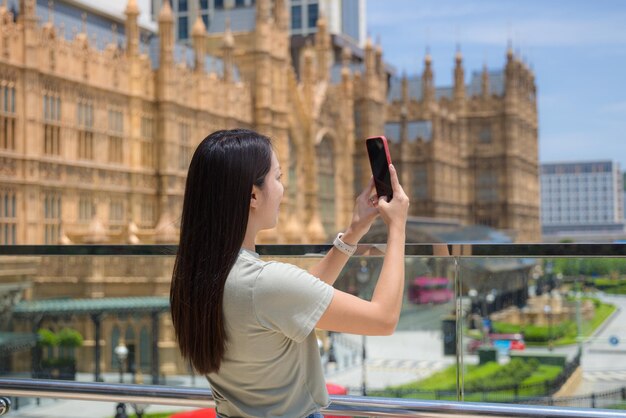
3,243,626,257
1,379,625,417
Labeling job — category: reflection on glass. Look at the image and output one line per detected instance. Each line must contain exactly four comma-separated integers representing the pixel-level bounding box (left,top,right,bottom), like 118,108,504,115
1,251,625,411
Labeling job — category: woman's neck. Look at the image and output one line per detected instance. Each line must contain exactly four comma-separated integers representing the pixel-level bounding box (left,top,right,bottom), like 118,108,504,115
241,226,257,252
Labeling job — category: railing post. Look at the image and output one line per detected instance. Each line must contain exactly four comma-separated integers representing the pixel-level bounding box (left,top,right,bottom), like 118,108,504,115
91,313,102,382
591,393,596,408
0,397,11,416
151,311,160,385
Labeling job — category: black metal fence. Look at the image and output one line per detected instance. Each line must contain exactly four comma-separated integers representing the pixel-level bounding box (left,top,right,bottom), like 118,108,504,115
365,350,584,403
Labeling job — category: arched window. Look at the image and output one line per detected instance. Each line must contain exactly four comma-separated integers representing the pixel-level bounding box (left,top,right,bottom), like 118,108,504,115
316,137,335,238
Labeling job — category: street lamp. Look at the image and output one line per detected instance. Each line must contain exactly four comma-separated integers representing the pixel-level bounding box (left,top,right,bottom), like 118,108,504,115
114,341,129,383
356,259,370,396
114,341,129,418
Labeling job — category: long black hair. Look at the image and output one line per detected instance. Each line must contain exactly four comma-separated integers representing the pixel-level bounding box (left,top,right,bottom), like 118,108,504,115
170,129,273,374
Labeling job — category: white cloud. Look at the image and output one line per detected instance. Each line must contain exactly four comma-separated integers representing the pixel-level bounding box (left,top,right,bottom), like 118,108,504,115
369,1,626,48
600,101,626,115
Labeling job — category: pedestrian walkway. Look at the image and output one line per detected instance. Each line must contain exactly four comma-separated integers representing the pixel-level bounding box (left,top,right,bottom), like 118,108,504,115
584,370,626,382
367,358,447,374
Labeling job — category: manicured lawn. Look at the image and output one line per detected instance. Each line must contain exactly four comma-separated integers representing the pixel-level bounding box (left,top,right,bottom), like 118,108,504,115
373,359,563,401
493,298,616,347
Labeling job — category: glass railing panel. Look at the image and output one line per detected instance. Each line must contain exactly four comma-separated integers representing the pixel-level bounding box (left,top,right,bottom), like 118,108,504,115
2,246,626,416
458,255,626,411
304,254,459,399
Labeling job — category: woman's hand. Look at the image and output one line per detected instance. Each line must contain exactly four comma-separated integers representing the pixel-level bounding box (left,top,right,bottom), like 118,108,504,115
343,176,380,244
377,164,409,232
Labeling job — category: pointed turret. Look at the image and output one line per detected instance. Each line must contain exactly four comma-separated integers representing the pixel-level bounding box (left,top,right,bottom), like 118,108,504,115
339,46,350,83
274,0,288,32
505,45,518,109
222,17,234,82
315,14,330,83
453,46,465,104
192,12,206,73
364,36,375,74
302,42,315,107
158,0,174,67
481,62,489,99
125,0,140,57
74,12,89,48
400,71,409,143
422,50,434,103
18,0,36,23
401,71,409,104
375,37,384,77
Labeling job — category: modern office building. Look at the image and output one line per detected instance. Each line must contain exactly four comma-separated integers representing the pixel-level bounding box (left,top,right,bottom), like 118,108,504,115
541,161,625,237
150,0,365,46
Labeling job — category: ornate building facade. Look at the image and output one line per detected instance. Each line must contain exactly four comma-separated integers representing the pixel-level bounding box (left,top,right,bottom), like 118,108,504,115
1,0,539,376
385,50,540,242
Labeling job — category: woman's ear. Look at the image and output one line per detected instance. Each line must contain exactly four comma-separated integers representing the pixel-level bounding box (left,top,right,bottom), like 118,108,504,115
250,185,261,209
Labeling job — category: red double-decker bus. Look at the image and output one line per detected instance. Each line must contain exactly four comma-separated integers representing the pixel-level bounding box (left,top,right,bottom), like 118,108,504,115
408,276,453,304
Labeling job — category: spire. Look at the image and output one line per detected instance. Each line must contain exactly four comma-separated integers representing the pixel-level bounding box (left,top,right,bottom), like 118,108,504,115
42,0,55,33
125,0,139,15
74,12,88,46
302,42,315,106
222,17,234,82
158,0,174,66
125,0,139,56
422,50,434,103
192,13,205,36
364,36,375,74
375,35,383,77
192,10,206,73
506,39,514,63
401,71,409,104
341,46,351,68
47,0,53,23
274,0,288,31
256,0,270,25
159,0,173,22
81,11,87,33
454,45,465,103
18,0,37,22
315,13,330,82
481,62,489,98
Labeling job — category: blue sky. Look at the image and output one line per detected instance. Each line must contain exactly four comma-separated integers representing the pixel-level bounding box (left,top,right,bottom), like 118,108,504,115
367,0,626,167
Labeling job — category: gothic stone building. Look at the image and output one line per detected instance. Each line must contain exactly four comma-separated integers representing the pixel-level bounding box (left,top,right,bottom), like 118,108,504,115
385,50,540,242
0,0,539,376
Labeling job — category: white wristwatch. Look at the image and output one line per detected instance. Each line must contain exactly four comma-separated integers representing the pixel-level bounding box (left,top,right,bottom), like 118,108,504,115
333,232,357,257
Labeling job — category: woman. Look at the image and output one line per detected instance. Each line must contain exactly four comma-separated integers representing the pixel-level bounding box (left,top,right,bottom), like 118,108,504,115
170,129,409,418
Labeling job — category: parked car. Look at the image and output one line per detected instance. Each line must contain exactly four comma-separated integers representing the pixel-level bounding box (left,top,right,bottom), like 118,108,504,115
467,333,525,354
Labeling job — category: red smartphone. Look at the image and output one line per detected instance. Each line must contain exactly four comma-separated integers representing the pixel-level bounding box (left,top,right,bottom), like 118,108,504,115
366,136,393,200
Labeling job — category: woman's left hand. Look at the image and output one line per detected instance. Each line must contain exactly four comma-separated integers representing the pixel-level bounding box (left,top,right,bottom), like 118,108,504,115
344,177,380,243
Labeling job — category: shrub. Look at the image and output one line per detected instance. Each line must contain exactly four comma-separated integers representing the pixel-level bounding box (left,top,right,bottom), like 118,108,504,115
38,329,58,347
57,328,84,348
